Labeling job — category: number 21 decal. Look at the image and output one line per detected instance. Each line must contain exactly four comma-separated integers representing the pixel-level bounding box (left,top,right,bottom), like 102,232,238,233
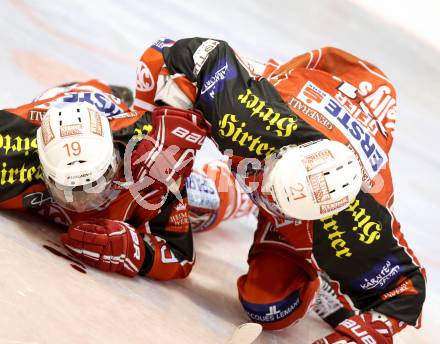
289,183,306,200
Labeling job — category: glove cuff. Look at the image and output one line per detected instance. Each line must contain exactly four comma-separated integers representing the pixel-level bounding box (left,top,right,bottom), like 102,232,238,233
119,222,146,277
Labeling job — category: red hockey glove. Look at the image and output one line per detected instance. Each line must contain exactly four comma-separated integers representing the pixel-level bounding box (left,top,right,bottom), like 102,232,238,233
62,219,145,277
312,313,393,344
124,106,209,209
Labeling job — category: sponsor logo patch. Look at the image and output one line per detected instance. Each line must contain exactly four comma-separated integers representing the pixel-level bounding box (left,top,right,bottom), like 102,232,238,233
297,81,387,181
218,88,298,157
62,91,125,117
241,289,301,323
136,61,155,92
320,197,382,258
0,111,44,203
88,108,103,136
380,277,418,300
302,85,325,104
353,255,401,291
151,37,174,52
186,173,220,210
320,197,349,215
308,172,331,203
41,114,55,145
358,80,397,129
201,58,237,101
193,39,220,77
302,149,334,172
167,201,190,232
289,96,333,130
60,124,83,137
28,109,47,123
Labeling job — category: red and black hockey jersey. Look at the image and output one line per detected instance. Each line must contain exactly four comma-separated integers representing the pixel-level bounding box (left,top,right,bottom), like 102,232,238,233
133,37,425,327
0,79,194,281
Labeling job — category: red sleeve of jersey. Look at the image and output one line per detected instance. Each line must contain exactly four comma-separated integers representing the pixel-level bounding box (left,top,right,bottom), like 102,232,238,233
133,39,173,112
134,38,198,111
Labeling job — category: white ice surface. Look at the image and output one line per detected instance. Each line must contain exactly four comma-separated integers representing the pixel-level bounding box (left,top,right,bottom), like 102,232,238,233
0,0,439,343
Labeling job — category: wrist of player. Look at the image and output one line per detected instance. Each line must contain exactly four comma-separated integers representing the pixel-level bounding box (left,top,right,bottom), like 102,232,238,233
62,219,146,277
312,313,393,344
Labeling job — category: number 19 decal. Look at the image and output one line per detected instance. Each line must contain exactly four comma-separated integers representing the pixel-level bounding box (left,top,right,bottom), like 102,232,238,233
63,141,81,157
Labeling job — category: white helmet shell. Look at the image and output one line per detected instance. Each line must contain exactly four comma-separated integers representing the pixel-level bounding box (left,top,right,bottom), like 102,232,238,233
37,102,114,187
36,102,121,212
261,140,362,220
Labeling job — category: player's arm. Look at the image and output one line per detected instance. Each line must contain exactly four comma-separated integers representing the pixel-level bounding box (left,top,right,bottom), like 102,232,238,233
159,37,267,105
127,105,209,202
313,215,426,343
134,190,194,280
133,37,202,111
135,37,283,111
61,218,146,277
156,36,303,159
312,276,399,344
133,38,177,111
61,192,194,280
313,278,426,344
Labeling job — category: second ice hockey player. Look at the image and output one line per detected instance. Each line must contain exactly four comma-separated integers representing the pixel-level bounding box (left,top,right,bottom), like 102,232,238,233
130,37,426,343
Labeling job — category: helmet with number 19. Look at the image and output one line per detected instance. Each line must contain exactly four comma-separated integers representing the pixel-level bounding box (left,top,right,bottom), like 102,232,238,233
36,102,120,212
261,140,362,220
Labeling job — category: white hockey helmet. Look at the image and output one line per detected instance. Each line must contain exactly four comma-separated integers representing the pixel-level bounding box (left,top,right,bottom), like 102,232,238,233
36,102,120,212
261,139,362,220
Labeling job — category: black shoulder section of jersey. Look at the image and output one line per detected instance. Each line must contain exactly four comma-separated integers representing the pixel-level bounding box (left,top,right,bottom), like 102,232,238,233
111,112,153,156
0,110,41,203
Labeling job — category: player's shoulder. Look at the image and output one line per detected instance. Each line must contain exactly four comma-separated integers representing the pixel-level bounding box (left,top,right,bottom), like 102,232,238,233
3,96,53,125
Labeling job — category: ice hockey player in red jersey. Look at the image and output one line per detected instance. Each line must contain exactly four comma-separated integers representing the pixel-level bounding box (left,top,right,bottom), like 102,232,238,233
132,37,426,343
0,79,213,280
0,79,255,280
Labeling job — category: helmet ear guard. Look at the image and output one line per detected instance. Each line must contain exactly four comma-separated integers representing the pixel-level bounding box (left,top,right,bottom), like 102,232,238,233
261,139,362,220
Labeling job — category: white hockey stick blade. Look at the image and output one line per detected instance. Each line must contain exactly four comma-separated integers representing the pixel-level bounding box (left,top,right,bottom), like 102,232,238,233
228,323,263,344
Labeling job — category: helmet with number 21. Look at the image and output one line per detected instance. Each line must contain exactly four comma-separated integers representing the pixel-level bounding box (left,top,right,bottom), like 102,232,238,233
261,139,362,220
